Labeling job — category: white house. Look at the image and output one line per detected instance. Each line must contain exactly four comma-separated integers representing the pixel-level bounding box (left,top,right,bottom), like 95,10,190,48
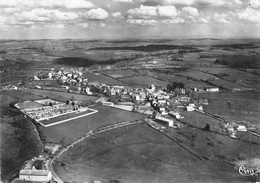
135,95,141,101
186,105,195,111
34,75,40,80
19,169,52,182
236,125,247,132
205,87,219,92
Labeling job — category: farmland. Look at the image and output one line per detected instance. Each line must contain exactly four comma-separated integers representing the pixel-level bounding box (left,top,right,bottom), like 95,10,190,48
25,89,98,103
83,72,124,85
100,69,137,78
1,38,260,183
38,105,147,144
53,123,248,183
199,91,260,127
119,76,168,87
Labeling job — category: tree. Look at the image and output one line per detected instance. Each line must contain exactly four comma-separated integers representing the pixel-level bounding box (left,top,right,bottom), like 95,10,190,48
204,124,210,131
66,100,69,105
71,102,75,106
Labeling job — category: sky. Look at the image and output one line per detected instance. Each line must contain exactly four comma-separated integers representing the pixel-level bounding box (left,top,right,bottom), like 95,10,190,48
0,0,260,39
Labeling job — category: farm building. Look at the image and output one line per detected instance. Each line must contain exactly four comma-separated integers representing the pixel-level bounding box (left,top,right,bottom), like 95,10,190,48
169,111,181,119
186,104,195,111
155,115,174,127
205,87,219,92
178,96,190,102
19,169,52,182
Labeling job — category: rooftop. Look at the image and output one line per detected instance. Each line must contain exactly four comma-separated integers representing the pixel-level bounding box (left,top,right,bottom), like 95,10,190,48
19,169,50,176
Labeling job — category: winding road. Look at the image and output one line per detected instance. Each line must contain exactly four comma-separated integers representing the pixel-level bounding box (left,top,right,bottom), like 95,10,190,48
46,120,144,183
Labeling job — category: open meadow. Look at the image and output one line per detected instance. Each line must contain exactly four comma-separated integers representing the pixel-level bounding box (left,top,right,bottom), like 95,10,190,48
54,122,247,183
199,91,260,127
0,94,43,182
119,76,168,87
39,105,147,144
25,89,98,103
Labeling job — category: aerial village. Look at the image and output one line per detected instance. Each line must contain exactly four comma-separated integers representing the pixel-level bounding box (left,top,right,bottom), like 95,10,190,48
20,67,256,135
3,67,259,183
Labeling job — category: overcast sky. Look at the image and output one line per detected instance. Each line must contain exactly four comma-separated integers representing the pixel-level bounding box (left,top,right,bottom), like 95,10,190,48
0,0,259,39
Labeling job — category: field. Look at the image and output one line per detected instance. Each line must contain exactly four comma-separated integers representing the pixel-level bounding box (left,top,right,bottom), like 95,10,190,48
15,101,43,110
165,124,260,163
199,91,260,127
196,67,260,89
0,94,43,182
178,70,215,81
135,69,213,89
53,123,248,183
1,90,45,101
99,69,137,78
119,76,168,87
208,79,246,90
83,72,124,85
38,105,147,144
25,89,98,103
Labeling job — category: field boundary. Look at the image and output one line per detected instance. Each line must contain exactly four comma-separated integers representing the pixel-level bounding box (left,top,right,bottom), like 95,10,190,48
43,108,98,127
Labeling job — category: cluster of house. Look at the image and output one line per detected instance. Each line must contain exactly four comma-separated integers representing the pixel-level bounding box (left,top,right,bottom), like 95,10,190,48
225,123,248,138
1,84,19,90
224,121,258,138
34,68,88,85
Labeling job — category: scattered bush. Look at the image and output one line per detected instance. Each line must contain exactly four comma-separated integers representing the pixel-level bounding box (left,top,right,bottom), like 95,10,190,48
204,124,211,131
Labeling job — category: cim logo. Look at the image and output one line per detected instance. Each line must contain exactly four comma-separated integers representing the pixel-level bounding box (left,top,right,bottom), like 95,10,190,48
239,165,260,176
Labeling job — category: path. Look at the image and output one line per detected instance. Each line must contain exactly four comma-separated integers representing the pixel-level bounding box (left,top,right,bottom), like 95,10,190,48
46,120,144,183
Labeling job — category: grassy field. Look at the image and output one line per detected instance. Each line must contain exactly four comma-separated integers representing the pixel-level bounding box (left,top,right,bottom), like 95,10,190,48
25,89,98,103
165,125,260,164
199,91,260,127
0,94,43,182
178,70,215,81
99,69,138,78
54,123,247,183
135,69,212,89
39,105,147,144
208,79,246,90
83,72,124,85
119,76,168,87
1,90,45,101
180,110,225,132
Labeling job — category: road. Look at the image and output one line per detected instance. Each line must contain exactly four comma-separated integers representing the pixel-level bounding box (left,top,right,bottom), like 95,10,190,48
46,120,144,183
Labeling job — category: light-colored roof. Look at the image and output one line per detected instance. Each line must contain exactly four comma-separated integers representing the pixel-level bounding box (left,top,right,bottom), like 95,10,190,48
19,169,50,176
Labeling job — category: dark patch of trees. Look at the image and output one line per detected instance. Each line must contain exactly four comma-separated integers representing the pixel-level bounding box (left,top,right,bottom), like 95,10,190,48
9,102,17,109
215,55,260,69
89,44,195,52
211,44,259,49
55,57,122,67
167,82,185,92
